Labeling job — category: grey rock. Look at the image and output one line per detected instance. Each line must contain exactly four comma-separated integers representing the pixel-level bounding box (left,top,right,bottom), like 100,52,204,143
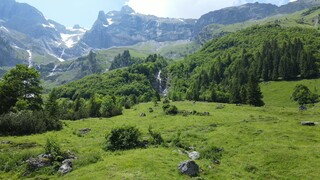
58,159,73,174
79,128,91,135
140,113,146,117
301,121,316,126
188,151,200,160
82,6,196,49
26,154,52,171
178,160,199,177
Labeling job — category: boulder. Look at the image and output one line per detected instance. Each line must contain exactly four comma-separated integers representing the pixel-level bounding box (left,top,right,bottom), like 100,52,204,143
301,121,316,126
26,154,53,171
58,159,73,174
188,151,200,160
140,113,146,117
79,128,91,135
178,160,199,177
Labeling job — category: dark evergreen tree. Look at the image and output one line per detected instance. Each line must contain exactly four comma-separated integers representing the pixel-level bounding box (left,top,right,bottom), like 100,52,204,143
246,73,264,107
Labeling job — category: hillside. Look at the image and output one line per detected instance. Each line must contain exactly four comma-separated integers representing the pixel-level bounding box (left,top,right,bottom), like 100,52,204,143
168,24,320,103
197,5,320,43
0,98,319,179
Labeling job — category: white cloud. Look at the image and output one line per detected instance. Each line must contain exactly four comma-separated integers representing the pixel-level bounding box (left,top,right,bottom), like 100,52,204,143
126,0,238,19
126,0,290,19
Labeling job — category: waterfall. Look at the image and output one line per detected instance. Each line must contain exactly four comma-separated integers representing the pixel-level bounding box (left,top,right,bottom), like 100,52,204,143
26,50,32,68
48,65,58,77
156,70,162,92
156,70,168,96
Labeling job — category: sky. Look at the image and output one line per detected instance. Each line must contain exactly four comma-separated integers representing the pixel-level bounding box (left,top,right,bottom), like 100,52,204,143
16,0,292,28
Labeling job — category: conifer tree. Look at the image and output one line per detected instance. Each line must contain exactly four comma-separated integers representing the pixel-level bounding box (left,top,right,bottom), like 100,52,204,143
246,72,264,107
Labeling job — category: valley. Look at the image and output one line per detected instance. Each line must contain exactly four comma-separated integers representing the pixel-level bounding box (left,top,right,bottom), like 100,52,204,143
0,0,320,179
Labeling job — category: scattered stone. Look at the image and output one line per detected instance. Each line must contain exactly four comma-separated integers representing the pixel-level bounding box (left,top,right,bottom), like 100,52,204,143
188,151,200,160
26,154,53,171
140,113,146,117
58,159,73,174
203,112,210,116
78,128,91,135
66,150,77,160
301,121,316,126
178,160,200,177
213,159,220,164
178,149,188,155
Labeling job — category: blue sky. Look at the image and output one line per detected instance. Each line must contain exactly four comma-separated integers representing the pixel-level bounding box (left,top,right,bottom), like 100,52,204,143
16,0,127,28
16,0,292,28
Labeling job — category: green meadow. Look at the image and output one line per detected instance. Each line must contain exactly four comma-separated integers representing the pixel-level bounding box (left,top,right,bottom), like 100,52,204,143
1,79,320,179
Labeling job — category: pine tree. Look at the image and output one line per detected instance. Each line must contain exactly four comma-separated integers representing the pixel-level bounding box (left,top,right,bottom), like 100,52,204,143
246,73,264,107
45,88,59,118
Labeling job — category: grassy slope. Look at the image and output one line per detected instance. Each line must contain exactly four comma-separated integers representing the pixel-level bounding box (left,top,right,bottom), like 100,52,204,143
199,8,320,43
261,78,320,107
1,79,320,179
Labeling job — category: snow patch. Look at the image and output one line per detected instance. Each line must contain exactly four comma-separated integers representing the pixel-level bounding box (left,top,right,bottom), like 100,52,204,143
48,65,58,77
49,53,65,62
42,23,55,29
60,28,87,48
0,26,9,32
107,18,114,25
67,27,87,33
103,24,109,28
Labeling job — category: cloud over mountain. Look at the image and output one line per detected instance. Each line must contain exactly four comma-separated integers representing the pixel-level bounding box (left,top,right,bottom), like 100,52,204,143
125,0,291,19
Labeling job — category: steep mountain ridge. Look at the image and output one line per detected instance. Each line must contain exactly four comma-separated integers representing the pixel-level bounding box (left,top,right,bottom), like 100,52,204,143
81,6,196,49
194,0,320,36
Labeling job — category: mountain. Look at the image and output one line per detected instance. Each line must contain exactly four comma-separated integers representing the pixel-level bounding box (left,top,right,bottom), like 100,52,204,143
81,6,196,49
194,0,320,37
0,0,88,66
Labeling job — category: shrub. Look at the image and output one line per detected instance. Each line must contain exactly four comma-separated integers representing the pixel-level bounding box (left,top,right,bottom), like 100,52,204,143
148,126,163,145
0,111,62,136
44,138,63,161
106,126,142,151
165,105,178,115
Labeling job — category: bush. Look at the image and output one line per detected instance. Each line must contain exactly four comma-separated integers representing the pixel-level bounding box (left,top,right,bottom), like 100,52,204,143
106,126,142,151
148,126,163,146
44,138,63,161
165,105,178,115
0,111,62,136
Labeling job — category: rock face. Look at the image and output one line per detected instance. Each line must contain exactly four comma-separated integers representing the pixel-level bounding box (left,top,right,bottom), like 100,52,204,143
178,160,200,177
194,3,278,36
82,6,196,49
58,159,73,174
194,0,320,42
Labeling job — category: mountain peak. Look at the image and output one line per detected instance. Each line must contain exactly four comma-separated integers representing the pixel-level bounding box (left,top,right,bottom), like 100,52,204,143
97,10,106,21
120,5,135,14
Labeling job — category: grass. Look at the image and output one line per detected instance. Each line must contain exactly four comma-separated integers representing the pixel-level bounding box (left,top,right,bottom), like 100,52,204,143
1,96,319,179
261,78,320,107
201,8,320,43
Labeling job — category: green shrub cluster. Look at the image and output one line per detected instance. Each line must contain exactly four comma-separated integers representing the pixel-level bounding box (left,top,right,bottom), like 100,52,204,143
106,126,143,151
0,111,62,136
